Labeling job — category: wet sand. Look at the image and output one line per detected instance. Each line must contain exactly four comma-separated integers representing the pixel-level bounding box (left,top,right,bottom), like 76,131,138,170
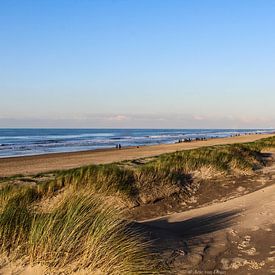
0,133,274,177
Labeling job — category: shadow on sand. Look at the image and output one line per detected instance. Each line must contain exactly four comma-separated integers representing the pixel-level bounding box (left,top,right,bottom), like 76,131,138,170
142,210,240,239
133,210,241,254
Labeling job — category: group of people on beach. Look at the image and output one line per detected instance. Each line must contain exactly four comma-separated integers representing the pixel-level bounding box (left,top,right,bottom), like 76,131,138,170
114,132,259,149
115,144,122,149
177,137,207,143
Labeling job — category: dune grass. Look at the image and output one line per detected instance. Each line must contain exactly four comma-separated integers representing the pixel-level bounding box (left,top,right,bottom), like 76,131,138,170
0,189,161,274
30,193,159,274
35,136,275,205
1,135,275,273
154,144,262,175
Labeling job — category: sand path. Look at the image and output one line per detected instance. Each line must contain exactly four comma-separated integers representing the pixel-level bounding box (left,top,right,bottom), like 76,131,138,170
0,133,274,177
142,173,275,274
144,183,275,231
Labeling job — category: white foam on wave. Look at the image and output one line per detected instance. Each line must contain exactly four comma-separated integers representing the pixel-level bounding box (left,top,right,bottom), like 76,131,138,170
0,129,274,158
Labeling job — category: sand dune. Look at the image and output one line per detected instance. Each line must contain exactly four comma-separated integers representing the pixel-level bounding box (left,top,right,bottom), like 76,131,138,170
1,136,275,274
140,153,275,274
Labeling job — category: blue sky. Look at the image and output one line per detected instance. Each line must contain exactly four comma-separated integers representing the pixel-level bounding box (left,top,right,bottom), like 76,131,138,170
0,0,275,128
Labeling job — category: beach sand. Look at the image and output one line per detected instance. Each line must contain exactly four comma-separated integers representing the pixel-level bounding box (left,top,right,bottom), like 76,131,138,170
1,135,275,274
137,149,275,274
142,179,275,274
0,133,274,177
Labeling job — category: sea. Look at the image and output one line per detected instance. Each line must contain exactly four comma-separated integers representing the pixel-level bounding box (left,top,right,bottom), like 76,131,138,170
0,128,274,158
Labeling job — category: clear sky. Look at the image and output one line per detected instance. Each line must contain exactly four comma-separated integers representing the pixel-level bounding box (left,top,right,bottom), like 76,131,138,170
0,0,275,128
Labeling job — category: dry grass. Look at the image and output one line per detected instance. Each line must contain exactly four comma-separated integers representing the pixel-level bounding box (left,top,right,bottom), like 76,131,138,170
36,141,271,205
0,190,161,274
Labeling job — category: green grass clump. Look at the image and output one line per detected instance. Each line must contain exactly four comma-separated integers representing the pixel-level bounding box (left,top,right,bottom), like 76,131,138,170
0,184,40,213
134,165,182,203
0,184,16,210
29,192,159,274
33,136,275,205
40,164,137,203
153,144,261,175
243,135,275,151
0,186,41,254
0,191,161,274
0,202,32,256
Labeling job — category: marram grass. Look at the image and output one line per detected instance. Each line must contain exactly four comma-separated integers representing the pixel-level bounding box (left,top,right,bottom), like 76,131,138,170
1,135,275,273
0,191,162,274
37,136,275,204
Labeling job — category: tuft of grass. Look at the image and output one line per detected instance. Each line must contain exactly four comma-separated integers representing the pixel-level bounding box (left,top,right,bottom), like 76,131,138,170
0,188,38,256
0,191,162,274
154,144,260,175
0,184,16,210
134,165,182,204
29,192,160,274
0,184,40,213
39,165,137,203
32,136,275,205
243,135,275,152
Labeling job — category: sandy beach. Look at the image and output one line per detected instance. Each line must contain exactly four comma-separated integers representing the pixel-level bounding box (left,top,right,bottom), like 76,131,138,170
0,133,274,177
1,135,275,274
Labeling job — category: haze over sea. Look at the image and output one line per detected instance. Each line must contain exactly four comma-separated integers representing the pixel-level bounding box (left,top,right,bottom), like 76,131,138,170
0,128,274,158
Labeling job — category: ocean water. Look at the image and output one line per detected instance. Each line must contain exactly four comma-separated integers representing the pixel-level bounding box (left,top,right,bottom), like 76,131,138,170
0,128,274,158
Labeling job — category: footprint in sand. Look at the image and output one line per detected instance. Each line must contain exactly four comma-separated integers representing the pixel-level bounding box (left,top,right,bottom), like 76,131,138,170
221,257,265,270
228,229,238,236
259,211,273,218
237,235,259,255
242,247,258,256
237,235,251,250
259,211,272,216
251,225,260,231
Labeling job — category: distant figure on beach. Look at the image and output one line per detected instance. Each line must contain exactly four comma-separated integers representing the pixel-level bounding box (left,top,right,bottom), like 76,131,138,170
118,144,121,149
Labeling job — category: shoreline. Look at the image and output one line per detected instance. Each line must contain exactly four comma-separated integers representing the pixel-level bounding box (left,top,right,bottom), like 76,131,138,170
0,133,274,177
1,135,275,274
